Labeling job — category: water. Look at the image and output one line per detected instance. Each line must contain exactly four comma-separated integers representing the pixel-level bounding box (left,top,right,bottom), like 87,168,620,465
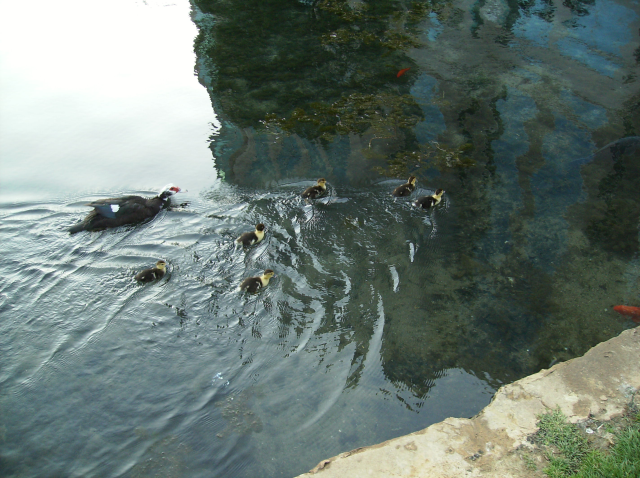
1,0,639,477
0,0,218,198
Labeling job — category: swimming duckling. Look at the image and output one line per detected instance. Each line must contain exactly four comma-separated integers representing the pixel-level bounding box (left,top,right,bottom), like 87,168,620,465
392,176,417,197
239,269,275,294
135,260,167,283
301,178,327,199
236,223,266,247
415,189,445,209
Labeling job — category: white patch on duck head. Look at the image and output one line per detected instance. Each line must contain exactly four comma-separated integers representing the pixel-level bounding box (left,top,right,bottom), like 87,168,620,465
158,184,182,197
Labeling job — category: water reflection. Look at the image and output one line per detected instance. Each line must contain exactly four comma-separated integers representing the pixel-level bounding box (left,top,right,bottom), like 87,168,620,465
0,0,218,198
1,0,639,477
192,0,639,417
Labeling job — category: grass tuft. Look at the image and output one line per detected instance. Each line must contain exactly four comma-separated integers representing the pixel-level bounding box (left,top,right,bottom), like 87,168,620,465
537,408,589,477
535,407,640,478
573,426,640,478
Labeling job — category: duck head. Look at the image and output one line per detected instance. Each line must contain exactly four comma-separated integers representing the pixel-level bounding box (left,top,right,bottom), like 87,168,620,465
317,178,327,187
408,176,417,186
434,188,445,198
256,223,266,232
158,184,182,200
156,260,167,271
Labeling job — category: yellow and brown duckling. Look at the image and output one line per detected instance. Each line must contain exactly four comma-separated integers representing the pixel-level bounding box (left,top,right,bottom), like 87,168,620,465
239,269,275,294
236,223,266,247
415,189,445,209
301,178,327,199
135,260,167,283
392,176,417,197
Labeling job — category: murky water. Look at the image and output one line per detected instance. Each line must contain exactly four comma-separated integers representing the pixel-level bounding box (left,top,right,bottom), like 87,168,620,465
1,0,639,477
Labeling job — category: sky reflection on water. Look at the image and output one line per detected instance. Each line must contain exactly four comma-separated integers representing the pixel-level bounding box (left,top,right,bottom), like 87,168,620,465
0,0,218,199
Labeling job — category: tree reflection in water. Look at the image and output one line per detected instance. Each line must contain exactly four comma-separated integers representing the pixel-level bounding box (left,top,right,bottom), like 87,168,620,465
191,0,640,406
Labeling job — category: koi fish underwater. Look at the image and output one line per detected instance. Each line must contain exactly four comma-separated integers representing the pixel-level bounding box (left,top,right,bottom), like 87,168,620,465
397,68,411,78
613,305,640,323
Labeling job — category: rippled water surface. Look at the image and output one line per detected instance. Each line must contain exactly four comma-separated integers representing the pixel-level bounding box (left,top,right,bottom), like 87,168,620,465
1,0,639,477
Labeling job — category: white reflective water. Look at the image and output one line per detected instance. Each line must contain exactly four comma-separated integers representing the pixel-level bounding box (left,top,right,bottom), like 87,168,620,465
0,0,218,200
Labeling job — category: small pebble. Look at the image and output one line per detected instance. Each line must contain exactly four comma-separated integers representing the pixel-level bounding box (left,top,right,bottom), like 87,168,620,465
600,395,608,401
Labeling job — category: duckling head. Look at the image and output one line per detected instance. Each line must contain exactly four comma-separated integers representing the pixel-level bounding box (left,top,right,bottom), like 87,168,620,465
317,178,327,187
262,269,275,279
434,188,445,198
408,176,417,186
156,260,167,271
256,223,266,232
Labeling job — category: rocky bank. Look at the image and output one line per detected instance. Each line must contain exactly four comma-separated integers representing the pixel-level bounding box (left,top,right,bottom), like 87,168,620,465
296,326,640,477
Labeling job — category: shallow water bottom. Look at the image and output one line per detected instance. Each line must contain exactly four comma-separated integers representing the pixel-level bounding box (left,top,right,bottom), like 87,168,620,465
0,169,637,477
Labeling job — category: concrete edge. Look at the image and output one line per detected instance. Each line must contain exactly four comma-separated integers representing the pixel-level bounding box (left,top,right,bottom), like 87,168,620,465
296,326,640,478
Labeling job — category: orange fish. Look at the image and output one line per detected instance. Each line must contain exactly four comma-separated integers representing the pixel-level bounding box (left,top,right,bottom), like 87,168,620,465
613,305,640,323
397,68,411,78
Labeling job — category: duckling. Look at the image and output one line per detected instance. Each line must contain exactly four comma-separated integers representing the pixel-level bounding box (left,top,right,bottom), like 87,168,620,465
239,269,275,294
415,189,445,209
135,260,167,283
236,223,266,247
301,178,327,199
392,176,417,197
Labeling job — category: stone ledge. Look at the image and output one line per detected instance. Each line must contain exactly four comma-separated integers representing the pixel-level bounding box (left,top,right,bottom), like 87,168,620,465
296,326,640,478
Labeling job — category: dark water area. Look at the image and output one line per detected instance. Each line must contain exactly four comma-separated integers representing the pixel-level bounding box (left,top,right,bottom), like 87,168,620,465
1,0,640,477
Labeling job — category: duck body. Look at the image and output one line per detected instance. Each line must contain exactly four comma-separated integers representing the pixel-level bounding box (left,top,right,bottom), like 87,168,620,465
415,189,445,209
392,176,417,197
135,260,167,283
302,178,327,199
236,223,266,247
239,269,275,294
69,186,181,233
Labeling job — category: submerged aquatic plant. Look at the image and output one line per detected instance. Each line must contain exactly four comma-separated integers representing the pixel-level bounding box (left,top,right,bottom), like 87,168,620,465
264,92,423,142
373,142,475,177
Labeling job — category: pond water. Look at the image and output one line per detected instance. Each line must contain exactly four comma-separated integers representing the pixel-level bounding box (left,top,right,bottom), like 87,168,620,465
1,0,639,477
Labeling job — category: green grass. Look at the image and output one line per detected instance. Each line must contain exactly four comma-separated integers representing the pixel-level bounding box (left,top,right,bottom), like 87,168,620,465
535,408,640,478
537,408,589,477
573,426,640,478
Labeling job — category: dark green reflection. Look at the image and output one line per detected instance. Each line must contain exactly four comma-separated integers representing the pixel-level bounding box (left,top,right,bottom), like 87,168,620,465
192,0,461,177
194,0,425,131
571,138,640,258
